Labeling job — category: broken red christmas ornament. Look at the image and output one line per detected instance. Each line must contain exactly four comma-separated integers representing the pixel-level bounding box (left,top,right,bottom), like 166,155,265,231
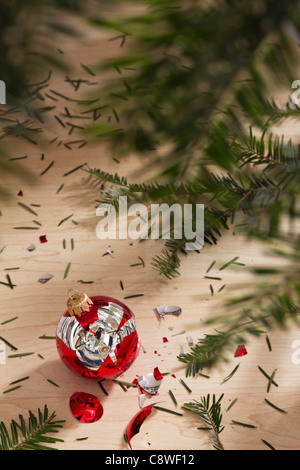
56,289,140,380
69,391,103,423
39,235,48,243
125,403,156,450
234,344,248,357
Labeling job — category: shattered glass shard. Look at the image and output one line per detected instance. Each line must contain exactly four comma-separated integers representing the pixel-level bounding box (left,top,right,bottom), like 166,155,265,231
69,391,104,423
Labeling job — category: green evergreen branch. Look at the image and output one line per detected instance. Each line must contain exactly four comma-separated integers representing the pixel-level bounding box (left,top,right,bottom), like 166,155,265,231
248,96,300,127
83,0,300,370
151,248,181,279
0,405,65,450
239,127,300,173
182,394,225,450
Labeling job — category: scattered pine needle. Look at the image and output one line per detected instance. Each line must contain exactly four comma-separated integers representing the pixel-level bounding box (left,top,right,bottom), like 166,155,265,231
64,263,71,279
168,390,178,406
179,378,192,394
124,294,144,299
206,260,216,273
18,202,38,216
231,420,257,429
226,398,238,412
47,379,59,387
219,257,240,271
40,160,55,176
264,398,287,413
222,364,240,383
154,406,183,416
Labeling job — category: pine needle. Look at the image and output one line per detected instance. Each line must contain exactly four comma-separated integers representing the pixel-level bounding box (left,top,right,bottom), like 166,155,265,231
264,398,287,413
3,385,22,394
153,406,183,416
17,202,38,216
222,364,240,383
98,381,108,396
179,378,192,394
219,257,240,271
257,366,279,388
226,398,238,412
168,390,178,406
261,439,276,450
231,420,257,429
267,369,277,393
206,260,216,273
58,214,73,226
266,335,272,351
0,336,18,350
63,263,71,279
40,160,55,176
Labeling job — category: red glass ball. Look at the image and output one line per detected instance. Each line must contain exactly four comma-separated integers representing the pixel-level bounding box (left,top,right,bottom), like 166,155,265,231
56,295,140,380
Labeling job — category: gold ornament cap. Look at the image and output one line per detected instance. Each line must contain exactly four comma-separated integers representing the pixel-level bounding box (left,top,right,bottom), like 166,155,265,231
67,289,93,317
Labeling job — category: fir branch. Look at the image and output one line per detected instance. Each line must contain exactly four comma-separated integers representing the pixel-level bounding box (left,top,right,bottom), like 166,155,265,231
182,394,225,450
0,405,65,450
151,248,181,279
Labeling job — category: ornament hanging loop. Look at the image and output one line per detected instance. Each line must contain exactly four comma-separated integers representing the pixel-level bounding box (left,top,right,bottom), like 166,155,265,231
67,289,93,317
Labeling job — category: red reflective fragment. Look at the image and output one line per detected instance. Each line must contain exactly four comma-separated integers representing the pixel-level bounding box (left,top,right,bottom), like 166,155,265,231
69,391,104,423
153,367,163,381
125,403,156,450
234,344,248,357
39,235,48,243
162,337,168,343
17,190,23,196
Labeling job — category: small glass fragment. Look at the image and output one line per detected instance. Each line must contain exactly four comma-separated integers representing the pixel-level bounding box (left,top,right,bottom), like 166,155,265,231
171,330,185,337
186,336,194,346
139,393,146,408
39,235,48,243
69,391,104,423
38,273,54,283
137,367,163,395
26,244,36,252
156,305,182,317
234,344,248,357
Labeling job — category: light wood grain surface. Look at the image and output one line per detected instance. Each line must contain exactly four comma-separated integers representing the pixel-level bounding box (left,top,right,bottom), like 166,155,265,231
0,12,300,451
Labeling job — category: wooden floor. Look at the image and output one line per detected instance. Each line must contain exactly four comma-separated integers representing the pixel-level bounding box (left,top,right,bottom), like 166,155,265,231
1,11,300,451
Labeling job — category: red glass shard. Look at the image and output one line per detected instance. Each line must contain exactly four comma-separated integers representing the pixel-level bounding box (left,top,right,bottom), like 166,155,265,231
69,391,103,423
39,235,48,243
153,367,163,381
125,403,156,449
234,344,248,357
17,190,23,196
